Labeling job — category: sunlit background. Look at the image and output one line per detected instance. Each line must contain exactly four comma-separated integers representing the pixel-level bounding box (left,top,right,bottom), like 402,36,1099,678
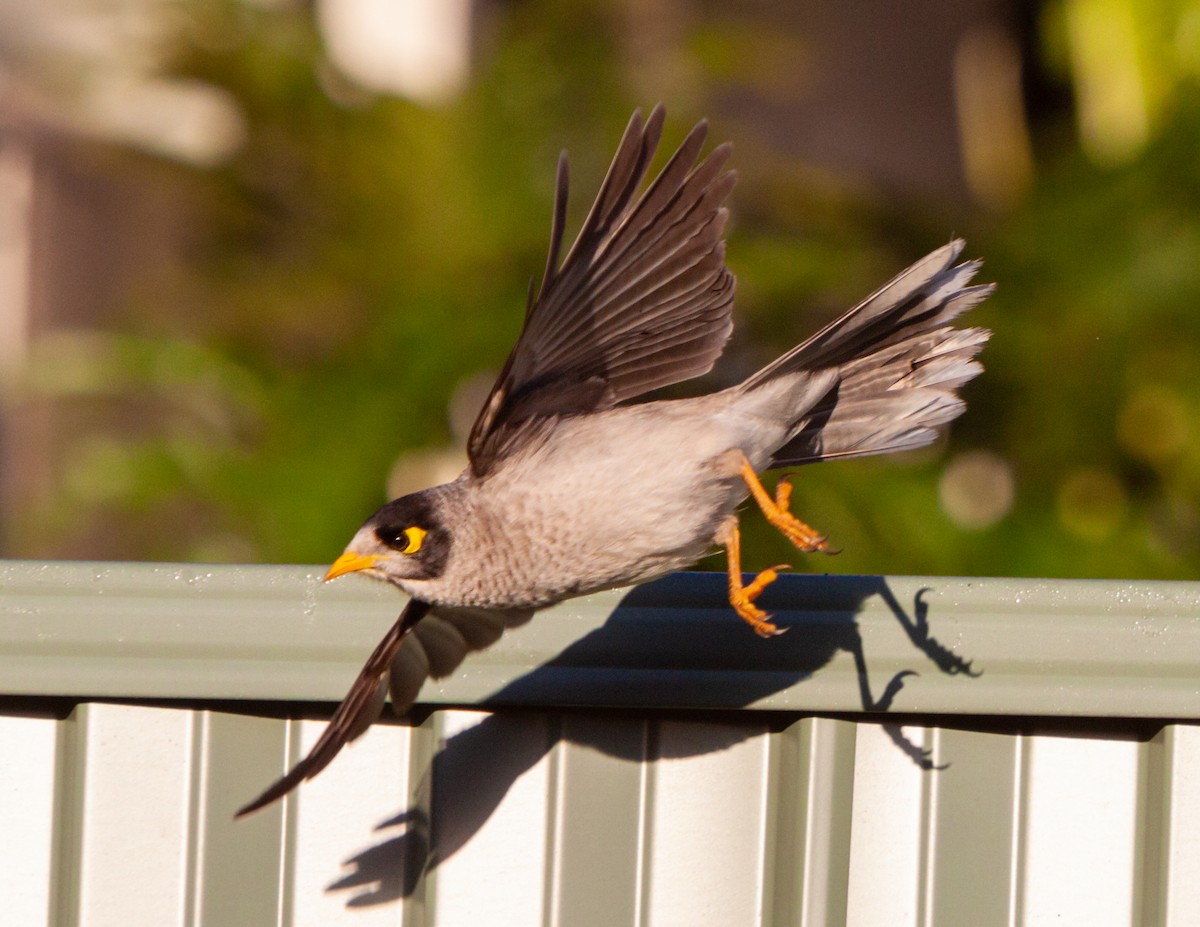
1,0,1198,579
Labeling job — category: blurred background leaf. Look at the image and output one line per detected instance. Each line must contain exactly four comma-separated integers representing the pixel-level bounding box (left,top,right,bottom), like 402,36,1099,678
1,0,1199,580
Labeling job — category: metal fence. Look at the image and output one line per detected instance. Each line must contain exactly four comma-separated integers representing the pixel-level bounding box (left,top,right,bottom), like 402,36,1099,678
4,562,1200,925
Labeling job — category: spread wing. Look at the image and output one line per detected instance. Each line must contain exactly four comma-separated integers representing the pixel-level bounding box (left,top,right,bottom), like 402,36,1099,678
235,600,532,817
467,105,737,476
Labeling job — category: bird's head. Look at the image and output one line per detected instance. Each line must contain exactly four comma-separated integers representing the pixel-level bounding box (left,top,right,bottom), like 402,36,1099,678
324,491,450,587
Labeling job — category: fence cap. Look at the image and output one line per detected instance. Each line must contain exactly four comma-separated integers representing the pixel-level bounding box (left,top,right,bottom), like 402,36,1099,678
2,560,1199,718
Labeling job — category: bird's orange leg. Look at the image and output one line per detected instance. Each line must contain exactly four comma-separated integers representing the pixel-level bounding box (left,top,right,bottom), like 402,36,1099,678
738,456,837,554
724,520,788,637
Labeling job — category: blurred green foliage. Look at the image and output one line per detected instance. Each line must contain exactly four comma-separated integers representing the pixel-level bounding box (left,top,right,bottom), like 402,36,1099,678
12,0,1200,580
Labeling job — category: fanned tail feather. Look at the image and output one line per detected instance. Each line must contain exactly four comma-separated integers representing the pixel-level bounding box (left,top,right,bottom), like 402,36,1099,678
743,240,993,467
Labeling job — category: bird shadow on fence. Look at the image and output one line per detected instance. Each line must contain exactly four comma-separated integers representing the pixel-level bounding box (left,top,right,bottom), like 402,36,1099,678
327,572,978,906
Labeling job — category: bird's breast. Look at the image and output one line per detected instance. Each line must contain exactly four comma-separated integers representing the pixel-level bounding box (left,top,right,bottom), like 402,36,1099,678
410,409,757,609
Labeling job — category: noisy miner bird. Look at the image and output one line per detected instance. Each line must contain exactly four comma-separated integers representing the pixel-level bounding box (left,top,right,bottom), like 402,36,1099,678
237,105,992,816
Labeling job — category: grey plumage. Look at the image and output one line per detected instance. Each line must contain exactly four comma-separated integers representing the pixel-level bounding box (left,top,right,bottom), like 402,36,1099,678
236,105,993,817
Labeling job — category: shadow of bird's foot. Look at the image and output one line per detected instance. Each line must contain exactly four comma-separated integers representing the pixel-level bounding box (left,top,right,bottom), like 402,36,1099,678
882,722,948,772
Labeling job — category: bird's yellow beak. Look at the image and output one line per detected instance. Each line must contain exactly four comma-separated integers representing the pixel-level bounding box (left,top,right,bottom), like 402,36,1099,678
324,551,382,582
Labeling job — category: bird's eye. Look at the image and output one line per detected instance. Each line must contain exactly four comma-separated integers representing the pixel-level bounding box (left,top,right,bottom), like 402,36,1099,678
378,525,427,554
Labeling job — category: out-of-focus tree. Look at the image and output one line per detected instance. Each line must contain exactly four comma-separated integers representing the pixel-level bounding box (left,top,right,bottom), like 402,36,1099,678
4,0,1200,582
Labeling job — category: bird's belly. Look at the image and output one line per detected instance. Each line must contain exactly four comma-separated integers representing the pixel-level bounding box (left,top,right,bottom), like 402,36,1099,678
469,458,741,607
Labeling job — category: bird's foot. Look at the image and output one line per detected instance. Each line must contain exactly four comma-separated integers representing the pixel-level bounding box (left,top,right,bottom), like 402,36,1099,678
740,461,838,554
729,566,790,637
723,519,788,637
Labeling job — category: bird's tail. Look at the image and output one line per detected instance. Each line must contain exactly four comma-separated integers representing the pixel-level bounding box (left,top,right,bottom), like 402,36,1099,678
740,240,993,468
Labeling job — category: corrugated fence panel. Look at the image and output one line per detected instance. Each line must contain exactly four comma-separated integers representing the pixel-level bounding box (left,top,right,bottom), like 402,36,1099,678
926,726,1022,923
8,704,1200,925
427,710,555,927
1161,726,1200,924
766,716,857,926
1,713,57,927
1019,733,1141,923
289,716,420,927
58,703,196,927
643,718,774,925
550,715,648,926
845,723,929,925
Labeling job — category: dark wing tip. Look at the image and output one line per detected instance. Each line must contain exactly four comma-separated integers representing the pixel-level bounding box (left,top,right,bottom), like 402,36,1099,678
236,764,312,818
538,151,571,301
233,599,431,819
644,104,666,149
555,148,569,187
233,674,385,818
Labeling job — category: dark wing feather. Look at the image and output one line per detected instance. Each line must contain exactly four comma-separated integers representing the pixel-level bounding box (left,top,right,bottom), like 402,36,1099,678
468,105,737,476
234,599,534,818
234,598,431,818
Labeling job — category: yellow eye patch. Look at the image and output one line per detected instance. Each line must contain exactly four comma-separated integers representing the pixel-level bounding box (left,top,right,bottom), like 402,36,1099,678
399,526,426,554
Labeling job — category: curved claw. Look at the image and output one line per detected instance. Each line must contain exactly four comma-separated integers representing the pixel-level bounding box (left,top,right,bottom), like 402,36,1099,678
730,587,788,636
873,670,919,711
